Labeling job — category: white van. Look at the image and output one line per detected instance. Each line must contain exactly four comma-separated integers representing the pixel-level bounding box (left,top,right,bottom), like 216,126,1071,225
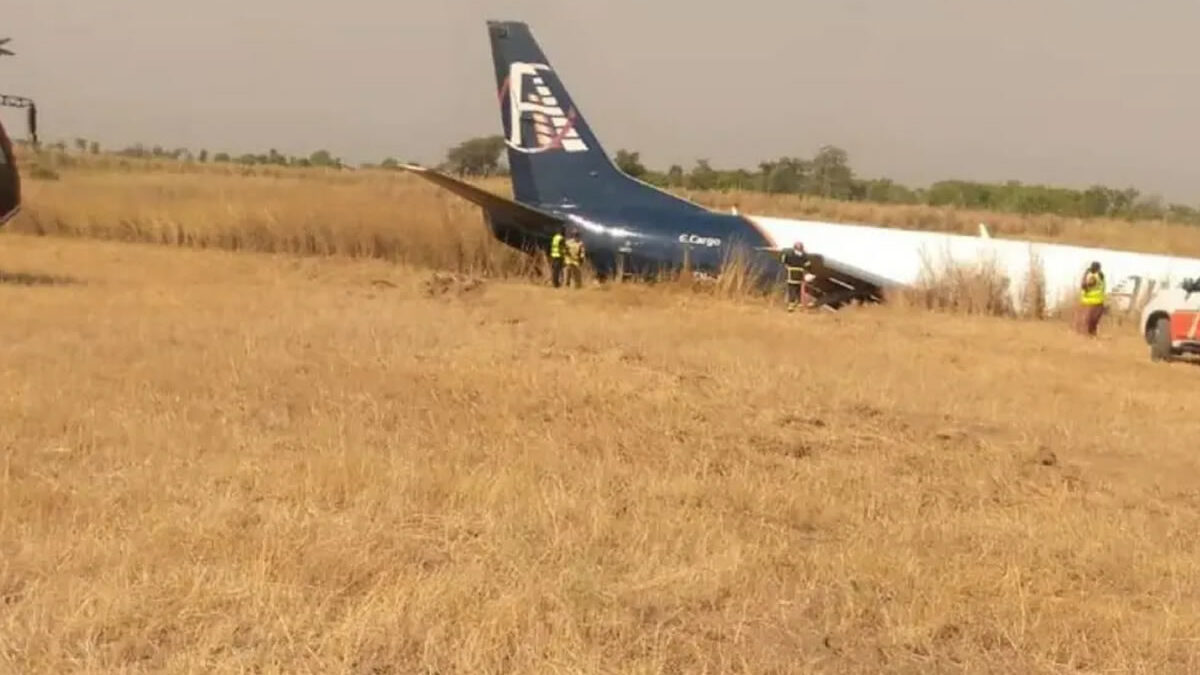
1139,278,1200,361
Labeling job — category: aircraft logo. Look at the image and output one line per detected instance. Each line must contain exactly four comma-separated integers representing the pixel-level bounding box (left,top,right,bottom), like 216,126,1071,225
498,61,588,154
679,234,722,248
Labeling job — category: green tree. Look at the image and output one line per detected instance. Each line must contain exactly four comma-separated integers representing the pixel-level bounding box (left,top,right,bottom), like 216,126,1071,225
809,145,853,199
762,157,808,194
686,159,718,190
444,135,506,176
308,149,340,168
861,178,917,204
613,149,647,178
665,164,685,187
1080,185,1113,217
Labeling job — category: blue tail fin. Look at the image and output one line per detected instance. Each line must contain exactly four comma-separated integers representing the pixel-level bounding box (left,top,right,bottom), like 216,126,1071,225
487,20,706,213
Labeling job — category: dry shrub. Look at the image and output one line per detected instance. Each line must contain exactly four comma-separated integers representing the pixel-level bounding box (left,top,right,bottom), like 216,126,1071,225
891,250,1015,317
1019,245,1048,319
711,243,775,299
604,244,781,310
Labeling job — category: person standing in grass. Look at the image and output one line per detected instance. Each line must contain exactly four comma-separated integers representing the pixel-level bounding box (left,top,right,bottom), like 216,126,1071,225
780,241,813,311
563,228,586,289
548,226,565,288
1077,261,1106,336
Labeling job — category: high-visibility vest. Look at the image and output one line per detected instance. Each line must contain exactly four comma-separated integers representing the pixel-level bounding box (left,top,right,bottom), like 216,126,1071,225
780,250,811,284
1080,271,1106,305
550,233,564,259
564,239,584,266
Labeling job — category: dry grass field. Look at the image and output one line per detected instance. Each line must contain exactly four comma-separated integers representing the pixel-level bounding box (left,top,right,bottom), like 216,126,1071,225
13,159,528,277
1,158,1199,673
15,150,1200,264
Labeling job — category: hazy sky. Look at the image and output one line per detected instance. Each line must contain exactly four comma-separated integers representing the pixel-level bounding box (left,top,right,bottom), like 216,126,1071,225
5,0,1200,201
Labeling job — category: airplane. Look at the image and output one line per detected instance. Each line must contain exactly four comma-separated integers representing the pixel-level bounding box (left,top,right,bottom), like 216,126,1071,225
405,20,1200,317
1,37,38,226
0,97,37,227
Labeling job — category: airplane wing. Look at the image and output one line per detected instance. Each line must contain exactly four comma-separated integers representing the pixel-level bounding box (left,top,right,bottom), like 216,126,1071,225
399,164,565,237
799,253,891,305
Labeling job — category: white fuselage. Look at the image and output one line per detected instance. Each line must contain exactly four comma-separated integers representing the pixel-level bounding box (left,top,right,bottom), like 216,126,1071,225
745,215,1200,312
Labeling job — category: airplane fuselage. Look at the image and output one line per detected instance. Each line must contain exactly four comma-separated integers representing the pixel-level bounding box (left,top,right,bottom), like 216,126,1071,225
523,201,773,280
494,195,1200,314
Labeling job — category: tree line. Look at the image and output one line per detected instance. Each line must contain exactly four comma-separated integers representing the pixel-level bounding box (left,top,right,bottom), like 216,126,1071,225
608,146,1199,224
17,136,350,169
435,133,1200,225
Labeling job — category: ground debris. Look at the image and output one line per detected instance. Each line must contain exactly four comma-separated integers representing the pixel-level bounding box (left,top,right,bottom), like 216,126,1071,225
422,271,485,297
1034,446,1058,466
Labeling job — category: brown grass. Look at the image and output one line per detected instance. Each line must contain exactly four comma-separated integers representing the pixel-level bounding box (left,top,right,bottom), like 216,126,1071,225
12,161,530,277
14,148,1200,264
15,152,1200,329
0,233,1197,673
889,253,1018,317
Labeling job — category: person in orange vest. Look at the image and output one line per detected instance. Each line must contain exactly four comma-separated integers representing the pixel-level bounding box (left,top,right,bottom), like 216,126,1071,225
1076,261,1106,336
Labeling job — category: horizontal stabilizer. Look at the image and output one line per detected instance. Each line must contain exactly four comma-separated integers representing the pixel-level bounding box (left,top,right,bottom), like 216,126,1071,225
400,164,564,235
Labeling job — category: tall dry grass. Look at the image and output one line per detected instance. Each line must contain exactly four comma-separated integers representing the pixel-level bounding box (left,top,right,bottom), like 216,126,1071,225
14,163,530,277
16,150,1200,259
11,152,1200,319
890,256,1018,317
0,234,1197,673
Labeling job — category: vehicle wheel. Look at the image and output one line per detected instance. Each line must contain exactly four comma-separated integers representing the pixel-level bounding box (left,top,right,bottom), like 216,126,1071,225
1150,316,1172,362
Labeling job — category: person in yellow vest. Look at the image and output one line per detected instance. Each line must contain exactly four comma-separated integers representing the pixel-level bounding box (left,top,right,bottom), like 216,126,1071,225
563,227,586,288
548,227,565,288
1077,261,1106,336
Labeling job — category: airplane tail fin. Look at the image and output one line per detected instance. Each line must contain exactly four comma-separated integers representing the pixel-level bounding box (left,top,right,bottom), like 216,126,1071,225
486,20,704,213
